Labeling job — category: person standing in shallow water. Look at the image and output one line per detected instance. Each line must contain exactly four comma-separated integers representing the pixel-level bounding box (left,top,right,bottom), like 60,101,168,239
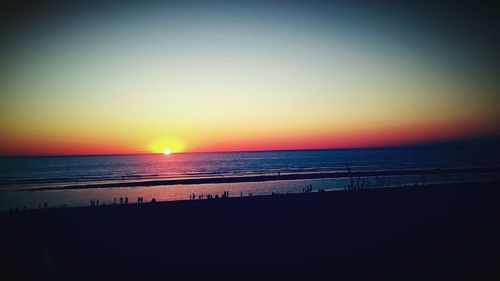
120,197,123,204
125,197,128,204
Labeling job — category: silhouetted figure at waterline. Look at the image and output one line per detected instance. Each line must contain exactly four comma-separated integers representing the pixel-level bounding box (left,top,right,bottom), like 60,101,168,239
120,197,123,204
137,196,144,203
125,197,128,204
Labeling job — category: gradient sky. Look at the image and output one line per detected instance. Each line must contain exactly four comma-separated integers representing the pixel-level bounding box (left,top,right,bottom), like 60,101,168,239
1,0,499,155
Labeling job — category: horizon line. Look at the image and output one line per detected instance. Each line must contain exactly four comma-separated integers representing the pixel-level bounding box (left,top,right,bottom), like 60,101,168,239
1,139,497,158
0,145,408,158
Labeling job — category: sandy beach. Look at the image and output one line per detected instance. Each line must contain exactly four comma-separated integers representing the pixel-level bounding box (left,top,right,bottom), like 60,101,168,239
3,181,500,280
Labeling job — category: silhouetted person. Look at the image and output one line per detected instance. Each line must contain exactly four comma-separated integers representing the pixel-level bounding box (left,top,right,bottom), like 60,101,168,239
96,200,99,206
44,202,47,208
125,197,128,204
120,197,123,204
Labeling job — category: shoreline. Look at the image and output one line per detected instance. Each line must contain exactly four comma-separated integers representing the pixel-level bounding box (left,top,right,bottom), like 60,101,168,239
22,166,500,191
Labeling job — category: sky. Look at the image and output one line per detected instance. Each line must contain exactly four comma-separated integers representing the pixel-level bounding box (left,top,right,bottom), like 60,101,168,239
1,0,499,155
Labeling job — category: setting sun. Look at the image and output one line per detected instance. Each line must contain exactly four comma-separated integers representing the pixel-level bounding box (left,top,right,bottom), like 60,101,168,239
148,137,186,154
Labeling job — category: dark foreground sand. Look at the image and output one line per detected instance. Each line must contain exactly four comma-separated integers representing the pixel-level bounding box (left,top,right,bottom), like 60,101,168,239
3,181,500,280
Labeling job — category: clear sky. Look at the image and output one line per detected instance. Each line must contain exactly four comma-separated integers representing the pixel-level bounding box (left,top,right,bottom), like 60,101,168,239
1,0,499,155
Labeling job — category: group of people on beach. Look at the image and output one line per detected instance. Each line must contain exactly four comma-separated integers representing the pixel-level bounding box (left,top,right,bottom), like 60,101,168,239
303,185,313,193
91,196,156,207
190,190,230,200
111,197,128,205
12,185,327,212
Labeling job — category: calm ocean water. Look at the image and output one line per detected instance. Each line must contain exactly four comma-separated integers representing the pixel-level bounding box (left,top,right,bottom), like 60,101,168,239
1,148,499,210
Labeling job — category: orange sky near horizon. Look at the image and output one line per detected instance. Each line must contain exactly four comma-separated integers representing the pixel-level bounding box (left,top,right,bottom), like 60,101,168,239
1,114,497,156
1,2,499,156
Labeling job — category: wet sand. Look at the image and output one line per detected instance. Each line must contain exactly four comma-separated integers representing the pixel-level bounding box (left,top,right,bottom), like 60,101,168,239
3,181,500,280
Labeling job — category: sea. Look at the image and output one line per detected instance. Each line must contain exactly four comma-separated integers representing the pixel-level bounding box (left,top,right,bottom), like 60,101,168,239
1,147,499,211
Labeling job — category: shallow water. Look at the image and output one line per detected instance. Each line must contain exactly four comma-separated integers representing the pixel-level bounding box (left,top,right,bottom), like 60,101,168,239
1,147,499,210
